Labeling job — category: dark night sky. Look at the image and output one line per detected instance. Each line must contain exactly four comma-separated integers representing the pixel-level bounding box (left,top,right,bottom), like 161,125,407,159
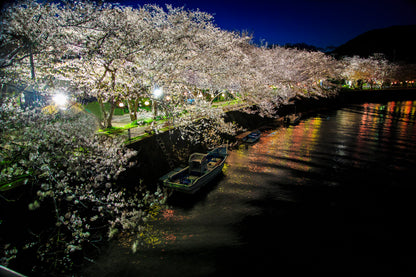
1,0,414,48
115,0,416,48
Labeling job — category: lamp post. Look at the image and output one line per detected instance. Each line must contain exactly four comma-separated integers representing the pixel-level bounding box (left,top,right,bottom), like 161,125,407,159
152,86,163,119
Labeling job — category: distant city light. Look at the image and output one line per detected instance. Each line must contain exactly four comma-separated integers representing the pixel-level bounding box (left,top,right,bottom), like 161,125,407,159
53,93,68,109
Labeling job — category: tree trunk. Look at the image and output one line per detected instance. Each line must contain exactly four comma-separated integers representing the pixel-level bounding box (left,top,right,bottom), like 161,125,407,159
98,99,107,129
152,101,158,119
127,99,139,121
100,70,118,129
29,45,35,81
0,83,6,106
106,102,116,128
98,98,116,129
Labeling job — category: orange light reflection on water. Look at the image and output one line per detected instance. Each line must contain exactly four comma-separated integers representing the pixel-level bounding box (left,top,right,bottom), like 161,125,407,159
245,117,323,176
356,101,416,154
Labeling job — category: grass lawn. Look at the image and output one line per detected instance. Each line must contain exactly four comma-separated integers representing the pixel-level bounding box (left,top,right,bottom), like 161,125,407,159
87,98,246,142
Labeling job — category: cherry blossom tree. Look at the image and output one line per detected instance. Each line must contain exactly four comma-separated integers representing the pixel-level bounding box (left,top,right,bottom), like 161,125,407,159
2,0,345,129
51,3,157,128
341,54,396,89
392,63,416,86
236,44,342,117
0,0,68,99
0,1,55,80
0,98,167,273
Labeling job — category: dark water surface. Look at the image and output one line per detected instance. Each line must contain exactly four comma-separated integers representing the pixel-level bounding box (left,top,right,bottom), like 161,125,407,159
86,101,416,276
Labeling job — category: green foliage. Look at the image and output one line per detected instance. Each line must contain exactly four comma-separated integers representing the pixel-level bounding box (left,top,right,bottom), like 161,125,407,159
143,118,154,124
114,107,128,115
98,126,126,137
83,102,105,120
127,120,139,128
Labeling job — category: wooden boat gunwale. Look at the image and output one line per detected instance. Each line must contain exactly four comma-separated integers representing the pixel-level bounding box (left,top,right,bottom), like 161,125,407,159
161,146,228,193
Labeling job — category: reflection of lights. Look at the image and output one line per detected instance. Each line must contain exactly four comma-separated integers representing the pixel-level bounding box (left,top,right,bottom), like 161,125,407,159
53,93,68,109
165,233,177,242
162,209,174,220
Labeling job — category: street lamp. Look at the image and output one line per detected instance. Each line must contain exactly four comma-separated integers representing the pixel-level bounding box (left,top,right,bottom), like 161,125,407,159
152,86,163,118
52,92,68,109
153,86,163,99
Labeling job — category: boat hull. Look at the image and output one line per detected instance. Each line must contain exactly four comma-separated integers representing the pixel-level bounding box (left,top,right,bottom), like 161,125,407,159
161,147,227,194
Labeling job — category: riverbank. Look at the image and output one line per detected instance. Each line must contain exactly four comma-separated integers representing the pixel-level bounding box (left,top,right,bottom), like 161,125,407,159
4,88,414,276
294,88,416,113
123,88,416,187
83,98,416,276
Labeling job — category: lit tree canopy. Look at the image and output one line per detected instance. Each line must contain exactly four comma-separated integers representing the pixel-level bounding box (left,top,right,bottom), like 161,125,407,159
0,0,407,124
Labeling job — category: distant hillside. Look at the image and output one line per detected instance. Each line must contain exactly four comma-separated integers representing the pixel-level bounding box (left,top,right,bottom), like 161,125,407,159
332,25,416,63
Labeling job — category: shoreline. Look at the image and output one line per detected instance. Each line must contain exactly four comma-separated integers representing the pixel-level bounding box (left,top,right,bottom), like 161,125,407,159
82,94,416,277
3,89,415,276
123,88,416,186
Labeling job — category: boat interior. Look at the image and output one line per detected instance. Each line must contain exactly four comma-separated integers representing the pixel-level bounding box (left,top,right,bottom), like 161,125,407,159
171,155,223,185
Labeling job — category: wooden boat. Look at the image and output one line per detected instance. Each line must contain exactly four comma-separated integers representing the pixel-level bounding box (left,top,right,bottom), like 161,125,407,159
284,113,301,126
243,130,261,143
235,129,261,144
160,146,228,194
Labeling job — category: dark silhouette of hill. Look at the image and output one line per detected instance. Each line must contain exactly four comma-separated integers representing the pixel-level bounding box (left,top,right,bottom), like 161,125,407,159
332,25,416,63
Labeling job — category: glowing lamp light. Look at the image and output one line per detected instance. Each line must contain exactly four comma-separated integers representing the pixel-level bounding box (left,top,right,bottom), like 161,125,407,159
53,93,68,109
118,102,125,108
144,100,150,106
153,87,163,99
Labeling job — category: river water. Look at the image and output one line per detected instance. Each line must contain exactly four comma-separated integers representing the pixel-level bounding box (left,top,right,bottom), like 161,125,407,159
85,100,416,276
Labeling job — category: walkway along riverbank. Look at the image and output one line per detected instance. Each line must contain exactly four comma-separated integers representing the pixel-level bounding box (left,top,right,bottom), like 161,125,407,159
121,88,416,188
